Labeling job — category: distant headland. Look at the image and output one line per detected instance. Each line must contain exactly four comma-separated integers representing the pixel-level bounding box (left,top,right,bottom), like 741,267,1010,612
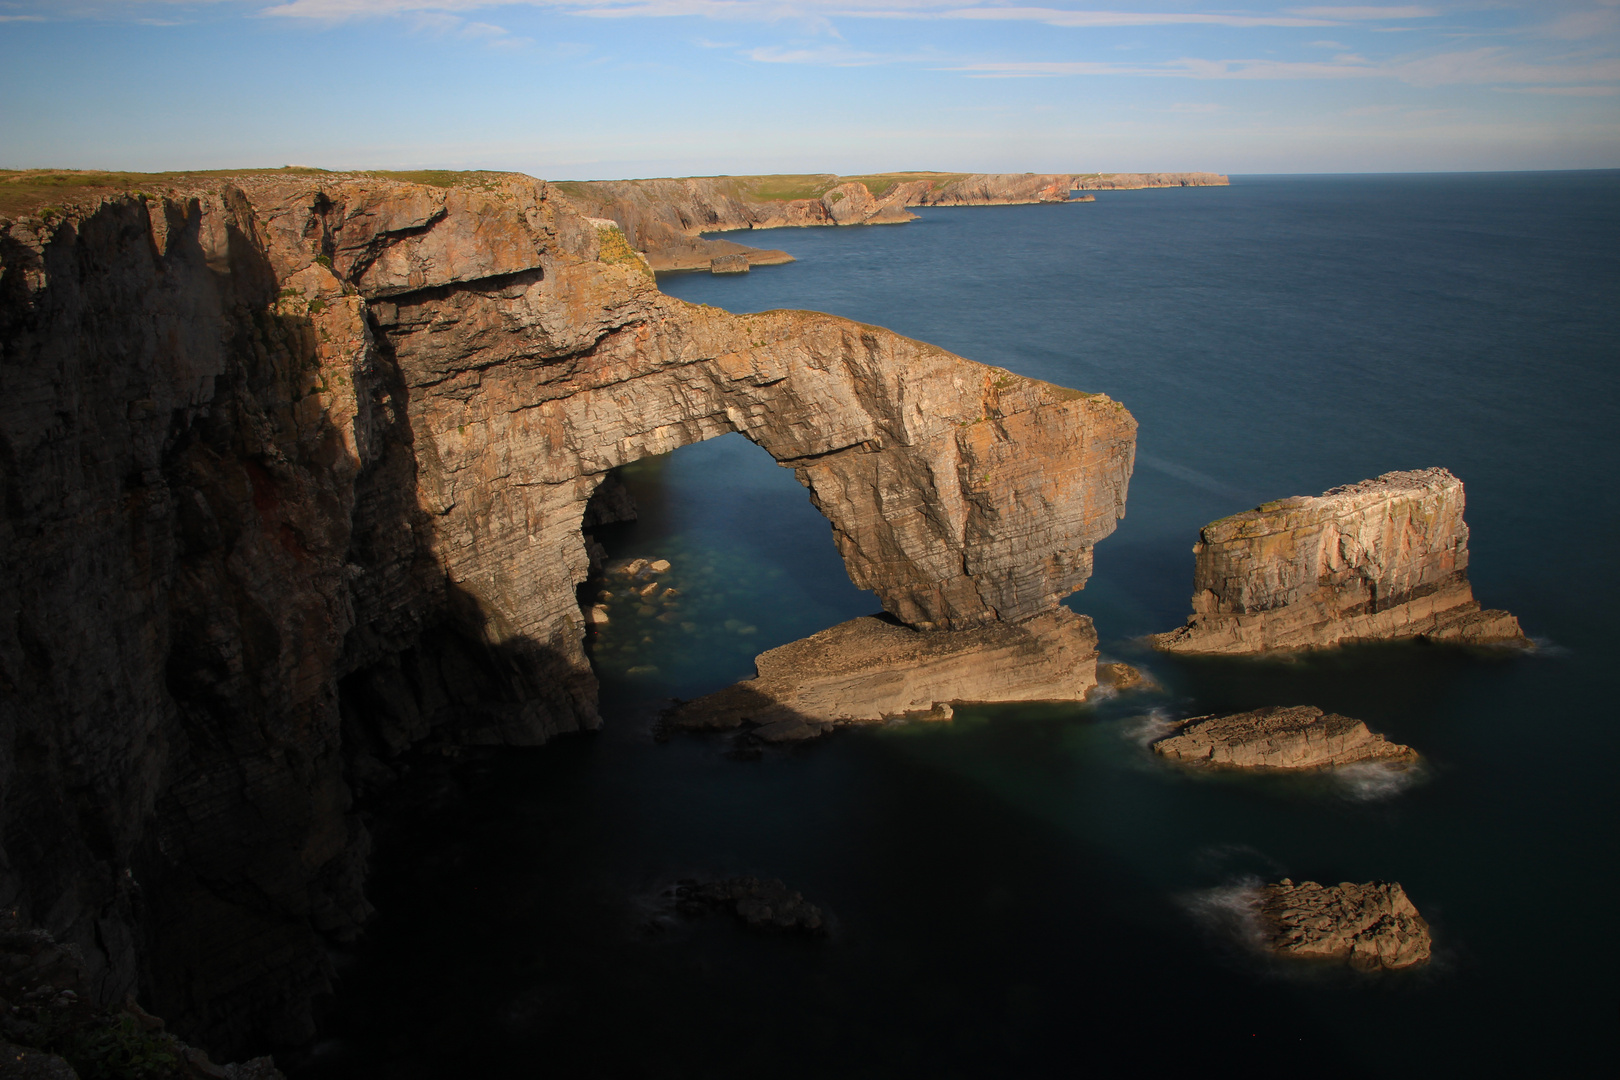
553,171,1231,271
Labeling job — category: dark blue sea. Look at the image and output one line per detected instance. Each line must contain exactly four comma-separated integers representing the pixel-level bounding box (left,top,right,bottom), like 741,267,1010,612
301,174,1620,1077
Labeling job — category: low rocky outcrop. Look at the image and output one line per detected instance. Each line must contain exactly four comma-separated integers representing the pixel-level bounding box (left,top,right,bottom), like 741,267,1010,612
1151,706,1417,770
669,878,828,935
555,171,1229,271
0,170,1134,1056
1095,661,1150,694
1257,880,1432,971
1152,468,1525,653
708,253,749,274
670,608,1099,741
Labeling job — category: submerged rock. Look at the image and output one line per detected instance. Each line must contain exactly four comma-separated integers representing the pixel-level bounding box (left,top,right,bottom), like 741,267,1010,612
1151,705,1417,770
1258,880,1432,971
1095,661,1151,693
672,877,828,935
1152,468,1525,653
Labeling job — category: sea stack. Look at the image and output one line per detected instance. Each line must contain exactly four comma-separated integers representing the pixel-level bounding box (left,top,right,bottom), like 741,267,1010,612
1152,468,1525,654
1150,706,1416,769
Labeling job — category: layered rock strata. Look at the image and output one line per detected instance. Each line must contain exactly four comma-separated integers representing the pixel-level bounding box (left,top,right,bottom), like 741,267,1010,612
671,608,1099,742
556,171,1229,271
0,171,1134,1056
1152,469,1525,653
1257,880,1432,971
1151,706,1417,769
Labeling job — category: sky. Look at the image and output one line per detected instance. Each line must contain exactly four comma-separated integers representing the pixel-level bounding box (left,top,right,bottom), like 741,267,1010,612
1,1,1616,177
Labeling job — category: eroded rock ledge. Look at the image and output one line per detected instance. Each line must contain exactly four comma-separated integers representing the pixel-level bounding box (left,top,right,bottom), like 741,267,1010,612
1258,880,1432,971
671,608,1099,741
1152,468,1525,654
0,171,1134,1056
1151,706,1417,770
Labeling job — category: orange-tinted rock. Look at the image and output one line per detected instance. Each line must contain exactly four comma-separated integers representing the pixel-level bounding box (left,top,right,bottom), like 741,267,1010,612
0,171,1136,1052
671,608,1100,737
1151,706,1417,769
1259,880,1432,971
1152,468,1525,653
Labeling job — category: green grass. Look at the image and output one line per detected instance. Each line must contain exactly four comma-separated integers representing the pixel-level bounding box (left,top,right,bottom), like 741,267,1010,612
360,169,512,190
840,172,969,198
0,166,526,218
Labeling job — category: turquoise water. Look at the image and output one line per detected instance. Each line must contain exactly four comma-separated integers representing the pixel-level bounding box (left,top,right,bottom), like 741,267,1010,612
302,174,1619,1076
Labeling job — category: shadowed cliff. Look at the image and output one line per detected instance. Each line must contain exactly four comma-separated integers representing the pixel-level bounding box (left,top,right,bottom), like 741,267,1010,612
0,171,1134,1060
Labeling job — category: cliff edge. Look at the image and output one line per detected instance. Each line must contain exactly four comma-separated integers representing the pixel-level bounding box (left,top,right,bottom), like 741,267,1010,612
0,169,1134,1058
554,171,1230,271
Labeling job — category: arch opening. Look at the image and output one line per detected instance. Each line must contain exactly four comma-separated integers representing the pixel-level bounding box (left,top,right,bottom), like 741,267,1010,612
577,432,876,703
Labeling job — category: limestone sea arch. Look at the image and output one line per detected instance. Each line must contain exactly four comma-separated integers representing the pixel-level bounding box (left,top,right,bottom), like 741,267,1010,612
0,170,1135,1051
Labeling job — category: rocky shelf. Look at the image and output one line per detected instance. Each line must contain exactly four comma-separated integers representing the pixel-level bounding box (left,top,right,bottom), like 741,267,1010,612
1257,880,1432,971
1151,705,1418,770
668,608,1102,742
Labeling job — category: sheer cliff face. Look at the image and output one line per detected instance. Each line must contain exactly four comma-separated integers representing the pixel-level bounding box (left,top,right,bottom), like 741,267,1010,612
1152,468,1522,653
0,174,1134,1055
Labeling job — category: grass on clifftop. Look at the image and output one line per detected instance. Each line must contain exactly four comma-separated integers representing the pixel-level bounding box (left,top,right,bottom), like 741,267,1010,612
0,167,333,217
556,172,974,205
0,166,520,218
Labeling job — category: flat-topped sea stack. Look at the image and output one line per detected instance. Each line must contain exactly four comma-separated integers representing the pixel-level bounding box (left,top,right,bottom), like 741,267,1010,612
1257,880,1432,971
1151,706,1416,769
671,608,1098,742
1152,468,1525,654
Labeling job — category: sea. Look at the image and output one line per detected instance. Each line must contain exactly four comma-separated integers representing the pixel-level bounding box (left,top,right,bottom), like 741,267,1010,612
298,173,1619,1077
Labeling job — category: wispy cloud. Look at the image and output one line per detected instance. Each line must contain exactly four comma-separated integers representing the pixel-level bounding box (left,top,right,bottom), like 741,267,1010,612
1287,6,1438,18
952,47,1620,87
1500,84,1620,96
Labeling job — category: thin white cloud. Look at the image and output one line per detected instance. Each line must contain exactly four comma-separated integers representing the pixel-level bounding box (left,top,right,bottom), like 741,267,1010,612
1287,6,1438,18
951,47,1620,87
1501,84,1620,96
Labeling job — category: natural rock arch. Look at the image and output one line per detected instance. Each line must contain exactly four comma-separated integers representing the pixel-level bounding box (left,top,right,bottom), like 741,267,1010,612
0,173,1135,1053
341,181,1138,738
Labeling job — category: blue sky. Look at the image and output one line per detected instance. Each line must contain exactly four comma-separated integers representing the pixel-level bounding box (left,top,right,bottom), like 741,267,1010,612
2,2,1616,176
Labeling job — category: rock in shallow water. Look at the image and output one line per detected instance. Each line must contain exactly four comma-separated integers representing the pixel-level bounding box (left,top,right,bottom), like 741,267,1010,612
1151,705,1417,770
1258,879,1432,971
672,878,828,935
671,608,1100,734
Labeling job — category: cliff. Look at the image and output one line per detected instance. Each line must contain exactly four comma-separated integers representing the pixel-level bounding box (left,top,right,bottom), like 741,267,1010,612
554,171,1231,271
1152,469,1524,654
0,170,1134,1059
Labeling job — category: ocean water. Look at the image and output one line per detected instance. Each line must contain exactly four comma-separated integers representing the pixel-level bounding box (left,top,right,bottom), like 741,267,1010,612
300,174,1619,1077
